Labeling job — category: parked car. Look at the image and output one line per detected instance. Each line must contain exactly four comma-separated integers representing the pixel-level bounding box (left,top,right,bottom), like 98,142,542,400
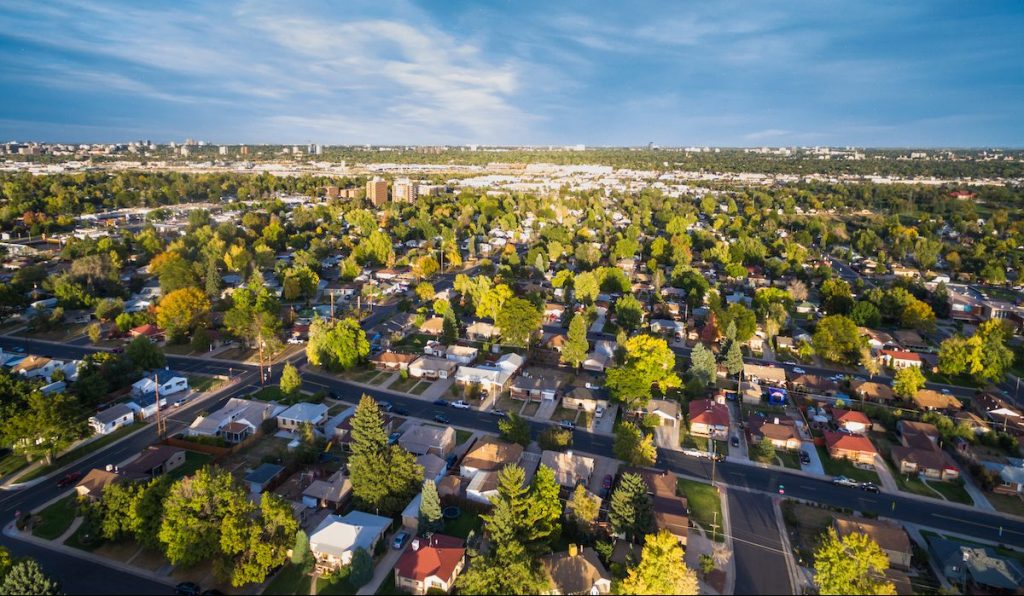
831,475,860,488
490,408,508,417
434,414,451,424
392,406,409,416
602,474,614,490
792,367,806,374
861,482,880,493
559,419,576,430
730,435,740,448
433,399,449,407
594,406,605,419
452,400,471,409
175,583,201,596
799,451,811,465
56,471,82,488
377,400,393,412
392,531,410,549
445,454,458,470
387,432,402,445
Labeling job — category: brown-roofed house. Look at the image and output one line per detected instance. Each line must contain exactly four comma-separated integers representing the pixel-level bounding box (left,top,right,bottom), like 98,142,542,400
540,450,596,488
747,415,801,450
911,389,962,412
394,534,466,595
850,380,895,402
370,351,418,371
833,517,912,570
632,469,689,545
120,445,186,480
541,547,612,595
743,363,787,385
419,317,445,336
831,408,872,435
825,431,878,465
75,468,122,501
459,437,523,477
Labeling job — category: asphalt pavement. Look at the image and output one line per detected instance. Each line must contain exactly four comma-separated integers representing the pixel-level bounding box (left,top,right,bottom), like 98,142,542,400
728,491,793,595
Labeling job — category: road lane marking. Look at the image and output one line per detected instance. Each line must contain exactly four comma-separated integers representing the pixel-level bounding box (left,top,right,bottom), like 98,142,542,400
931,514,1024,537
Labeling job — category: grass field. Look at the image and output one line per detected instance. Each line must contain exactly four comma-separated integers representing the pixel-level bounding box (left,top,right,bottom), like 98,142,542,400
17,423,143,483
167,451,213,480
987,493,1024,517
0,451,27,478
263,563,309,595
32,495,78,540
677,478,724,542
186,375,222,393
815,446,880,484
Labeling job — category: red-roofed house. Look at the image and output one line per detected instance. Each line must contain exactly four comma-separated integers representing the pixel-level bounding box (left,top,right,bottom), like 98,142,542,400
878,350,922,370
129,324,164,342
831,408,872,435
825,431,879,466
688,399,730,440
394,534,466,595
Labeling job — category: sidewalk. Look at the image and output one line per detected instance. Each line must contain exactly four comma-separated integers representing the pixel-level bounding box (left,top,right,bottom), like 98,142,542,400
960,472,996,512
873,455,899,492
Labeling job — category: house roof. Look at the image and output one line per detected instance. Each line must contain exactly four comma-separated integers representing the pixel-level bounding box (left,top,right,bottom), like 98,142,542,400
446,345,478,358
11,355,52,373
645,399,679,419
277,402,328,423
891,446,957,473
743,363,787,384
310,511,392,557
420,317,445,334
371,351,418,365
912,390,962,410
880,349,921,362
394,535,465,584
756,421,799,442
303,471,352,503
130,323,162,337
825,431,878,456
417,453,447,481
850,380,895,401
688,399,730,428
399,424,455,455
541,548,611,596
834,517,910,554
245,463,284,485
75,468,121,496
90,403,136,425
832,408,871,427
122,446,183,476
510,374,563,393
461,437,523,472
539,451,596,487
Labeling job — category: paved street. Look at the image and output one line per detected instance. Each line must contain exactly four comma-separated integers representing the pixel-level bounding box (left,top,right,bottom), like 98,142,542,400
728,491,792,595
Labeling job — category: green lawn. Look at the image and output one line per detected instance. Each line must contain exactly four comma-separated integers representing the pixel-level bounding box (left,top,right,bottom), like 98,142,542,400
0,451,27,478
987,493,1024,517
455,430,473,445
165,343,197,356
408,381,432,395
32,495,78,540
393,334,433,352
390,375,420,393
921,478,973,504
63,521,103,551
443,510,482,539
17,423,143,483
263,563,310,595
186,375,222,393
315,570,358,595
815,446,881,484
775,450,802,470
250,386,286,401
167,451,213,480
677,479,724,543
374,571,408,596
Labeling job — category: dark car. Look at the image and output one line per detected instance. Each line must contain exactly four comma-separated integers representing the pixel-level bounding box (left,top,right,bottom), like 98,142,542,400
445,454,458,470
56,471,82,488
602,474,614,490
434,414,451,424
433,399,449,407
861,482,880,493
387,432,402,445
175,583,201,596
392,406,409,416
730,435,740,448
378,400,393,412
799,451,811,465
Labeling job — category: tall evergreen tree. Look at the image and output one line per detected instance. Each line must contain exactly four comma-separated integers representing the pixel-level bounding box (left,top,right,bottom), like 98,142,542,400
724,340,744,376
419,479,443,533
688,342,717,387
528,464,563,552
0,560,60,596
481,465,531,546
348,395,422,515
561,312,590,369
619,529,699,595
608,473,654,542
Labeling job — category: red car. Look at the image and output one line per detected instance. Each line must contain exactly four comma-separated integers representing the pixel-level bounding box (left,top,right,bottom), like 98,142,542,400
56,471,82,488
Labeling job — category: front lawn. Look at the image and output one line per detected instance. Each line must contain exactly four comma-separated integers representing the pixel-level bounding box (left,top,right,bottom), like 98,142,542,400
392,334,433,353
987,493,1024,517
0,450,27,478
455,430,473,445
263,562,309,595
408,381,432,395
32,495,78,540
374,570,409,595
315,569,359,595
815,446,881,484
390,375,420,393
775,450,802,470
17,423,143,483
250,386,285,402
187,375,222,393
677,478,724,543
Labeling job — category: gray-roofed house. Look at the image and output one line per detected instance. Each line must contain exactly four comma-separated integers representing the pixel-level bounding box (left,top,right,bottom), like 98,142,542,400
400,424,457,458
302,471,352,511
88,403,136,435
310,511,393,571
245,463,285,495
276,402,329,432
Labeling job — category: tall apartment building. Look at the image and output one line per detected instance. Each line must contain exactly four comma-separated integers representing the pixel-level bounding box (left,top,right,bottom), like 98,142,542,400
366,176,389,206
393,178,419,203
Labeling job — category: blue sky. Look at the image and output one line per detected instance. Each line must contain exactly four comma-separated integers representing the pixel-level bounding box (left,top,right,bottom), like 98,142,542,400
0,0,1021,146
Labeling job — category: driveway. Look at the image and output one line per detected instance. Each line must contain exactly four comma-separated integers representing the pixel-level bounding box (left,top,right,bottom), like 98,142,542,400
727,401,748,460
653,424,680,451
357,534,408,595
587,455,621,495
591,405,617,435
799,441,825,476
535,398,559,421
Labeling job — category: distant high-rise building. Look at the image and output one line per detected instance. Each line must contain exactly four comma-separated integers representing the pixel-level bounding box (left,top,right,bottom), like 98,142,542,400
240,146,249,156
393,178,418,203
366,176,389,206
219,146,228,155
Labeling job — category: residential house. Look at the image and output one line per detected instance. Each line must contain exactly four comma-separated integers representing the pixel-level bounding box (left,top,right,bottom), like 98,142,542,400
952,410,991,435
911,389,962,412
540,547,612,595
399,424,457,457
88,404,136,435
245,463,285,494
127,391,168,420
445,345,478,365
370,351,418,372
789,374,839,396
120,446,185,481
75,468,121,501
644,399,680,427
419,317,445,336
466,321,500,341
394,534,467,595
417,453,448,484
466,470,500,505
276,402,329,432
540,450,596,488
929,538,1024,593
879,350,922,369
510,371,564,402
688,399,730,440
850,380,896,403
409,356,457,380
893,330,929,352
454,352,524,396
892,421,959,481
824,431,878,465
10,355,64,381
637,470,689,544
987,460,1024,496
309,511,393,571
302,471,352,510
833,517,912,570
743,363,787,386
831,408,872,434
748,415,801,450
562,386,610,414
650,319,686,340
131,369,188,398
582,340,616,373
129,323,164,341
188,398,282,444
972,392,1024,436
460,437,523,477
544,303,565,324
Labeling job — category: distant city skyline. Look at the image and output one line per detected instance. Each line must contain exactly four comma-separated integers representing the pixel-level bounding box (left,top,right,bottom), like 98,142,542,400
1,0,1022,147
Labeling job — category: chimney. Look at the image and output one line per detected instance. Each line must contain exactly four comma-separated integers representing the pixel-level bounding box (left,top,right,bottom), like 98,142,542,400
773,417,780,425
411,538,420,551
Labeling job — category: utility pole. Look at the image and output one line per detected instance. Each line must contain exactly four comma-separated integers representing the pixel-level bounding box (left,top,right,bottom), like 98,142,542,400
154,373,166,440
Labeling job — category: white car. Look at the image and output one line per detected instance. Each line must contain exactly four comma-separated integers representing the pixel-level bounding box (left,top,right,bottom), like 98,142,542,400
792,367,806,374
594,406,605,419
452,400,471,409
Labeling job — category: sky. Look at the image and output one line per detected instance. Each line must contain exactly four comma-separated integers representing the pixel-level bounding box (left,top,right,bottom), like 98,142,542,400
0,0,1022,147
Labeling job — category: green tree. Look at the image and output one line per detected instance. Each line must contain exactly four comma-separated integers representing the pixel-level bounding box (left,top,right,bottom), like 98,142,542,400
456,542,547,595
282,266,319,302
753,437,776,462
219,493,298,586
306,317,370,371
2,392,85,465
0,546,10,581
126,335,166,370
573,270,600,304
812,315,866,365
608,472,654,542
279,362,301,397
0,559,60,596
348,547,374,588
688,342,717,387
481,464,532,546
814,527,896,595
476,283,513,321
441,310,458,345
560,312,590,369
849,301,881,327
529,464,563,553
722,302,757,342
538,427,573,451
94,297,124,322
347,395,423,515
975,319,1015,383
290,530,309,565
159,467,247,568
892,366,925,399
498,412,531,447
155,287,210,342
615,294,645,333
87,322,102,344
613,422,657,467
606,335,681,410
938,335,971,377
566,484,600,531
419,479,443,533
414,281,435,302
619,529,699,595
724,340,744,376
496,297,541,347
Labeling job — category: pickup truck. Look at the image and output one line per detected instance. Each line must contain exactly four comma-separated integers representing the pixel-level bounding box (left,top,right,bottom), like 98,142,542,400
831,475,861,488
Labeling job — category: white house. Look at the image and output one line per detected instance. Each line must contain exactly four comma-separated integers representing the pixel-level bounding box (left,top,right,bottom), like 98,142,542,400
445,345,478,365
454,353,525,396
188,398,284,444
10,355,65,382
310,511,393,571
276,402,329,432
88,403,136,435
131,370,188,398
